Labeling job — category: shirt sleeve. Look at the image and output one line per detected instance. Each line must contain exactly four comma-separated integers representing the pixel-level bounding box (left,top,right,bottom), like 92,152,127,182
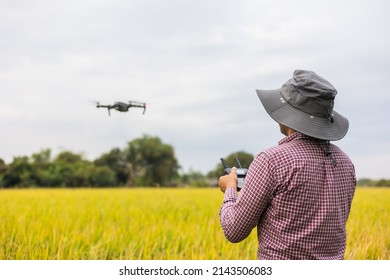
219,152,275,243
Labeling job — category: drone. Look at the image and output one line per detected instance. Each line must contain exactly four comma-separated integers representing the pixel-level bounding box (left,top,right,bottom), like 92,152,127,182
96,101,146,116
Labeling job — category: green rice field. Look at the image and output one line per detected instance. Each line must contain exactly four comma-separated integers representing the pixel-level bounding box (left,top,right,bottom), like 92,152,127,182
0,187,388,260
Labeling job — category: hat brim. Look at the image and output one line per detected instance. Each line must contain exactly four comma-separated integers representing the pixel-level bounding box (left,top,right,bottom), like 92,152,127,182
256,89,349,141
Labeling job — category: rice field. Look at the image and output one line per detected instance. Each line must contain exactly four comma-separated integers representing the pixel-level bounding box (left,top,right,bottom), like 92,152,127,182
0,187,388,260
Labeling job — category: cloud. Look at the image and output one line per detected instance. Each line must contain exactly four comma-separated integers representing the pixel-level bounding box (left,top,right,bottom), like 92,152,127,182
1,0,389,178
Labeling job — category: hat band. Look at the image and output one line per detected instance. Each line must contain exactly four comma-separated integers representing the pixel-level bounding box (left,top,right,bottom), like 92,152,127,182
280,88,335,120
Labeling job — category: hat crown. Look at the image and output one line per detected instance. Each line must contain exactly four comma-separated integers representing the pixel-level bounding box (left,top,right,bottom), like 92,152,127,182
280,70,337,118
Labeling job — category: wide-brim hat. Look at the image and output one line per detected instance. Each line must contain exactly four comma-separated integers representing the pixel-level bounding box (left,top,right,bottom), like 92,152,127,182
256,70,349,141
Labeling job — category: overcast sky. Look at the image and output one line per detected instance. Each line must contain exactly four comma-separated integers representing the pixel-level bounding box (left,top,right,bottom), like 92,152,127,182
1,0,389,179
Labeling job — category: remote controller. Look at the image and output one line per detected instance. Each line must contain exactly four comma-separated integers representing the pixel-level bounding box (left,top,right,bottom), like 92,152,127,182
220,157,248,191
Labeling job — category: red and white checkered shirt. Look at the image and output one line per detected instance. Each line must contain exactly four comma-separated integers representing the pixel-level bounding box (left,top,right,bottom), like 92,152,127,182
220,132,356,259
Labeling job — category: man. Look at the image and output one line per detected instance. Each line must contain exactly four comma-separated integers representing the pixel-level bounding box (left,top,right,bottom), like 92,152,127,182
219,70,356,260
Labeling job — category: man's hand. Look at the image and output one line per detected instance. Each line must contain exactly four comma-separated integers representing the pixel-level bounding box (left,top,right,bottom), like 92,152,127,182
218,167,237,193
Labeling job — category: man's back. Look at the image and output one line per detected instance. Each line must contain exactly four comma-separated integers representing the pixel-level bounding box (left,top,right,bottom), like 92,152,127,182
251,133,356,259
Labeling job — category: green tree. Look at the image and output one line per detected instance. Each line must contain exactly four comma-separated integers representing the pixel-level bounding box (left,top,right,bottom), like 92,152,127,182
208,151,254,179
2,156,34,187
125,135,180,186
30,149,52,186
179,169,208,187
90,165,117,187
0,158,7,187
375,179,390,187
94,148,128,186
52,151,92,187
357,178,372,186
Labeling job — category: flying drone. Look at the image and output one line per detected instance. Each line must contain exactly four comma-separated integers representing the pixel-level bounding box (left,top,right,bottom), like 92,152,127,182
96,101,146,116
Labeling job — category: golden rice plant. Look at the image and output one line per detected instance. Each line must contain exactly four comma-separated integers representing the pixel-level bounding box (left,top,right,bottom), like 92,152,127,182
345,187,390,260
0,188,257,260
0,187,388,260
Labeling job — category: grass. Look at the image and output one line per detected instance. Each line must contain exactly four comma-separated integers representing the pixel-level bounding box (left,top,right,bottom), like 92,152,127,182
0,187,388,260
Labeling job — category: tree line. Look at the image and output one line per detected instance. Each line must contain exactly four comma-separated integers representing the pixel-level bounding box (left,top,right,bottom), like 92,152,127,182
356,178,390,187
0,135,254,188
2,136,385,188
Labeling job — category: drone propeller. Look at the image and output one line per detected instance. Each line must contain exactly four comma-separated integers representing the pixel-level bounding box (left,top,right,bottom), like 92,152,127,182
88,100,100,107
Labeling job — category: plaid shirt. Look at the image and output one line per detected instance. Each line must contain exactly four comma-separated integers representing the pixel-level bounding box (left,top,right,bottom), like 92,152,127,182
220,132,356,259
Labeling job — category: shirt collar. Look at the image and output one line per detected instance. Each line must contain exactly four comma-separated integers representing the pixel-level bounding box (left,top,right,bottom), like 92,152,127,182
278,132,312,145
